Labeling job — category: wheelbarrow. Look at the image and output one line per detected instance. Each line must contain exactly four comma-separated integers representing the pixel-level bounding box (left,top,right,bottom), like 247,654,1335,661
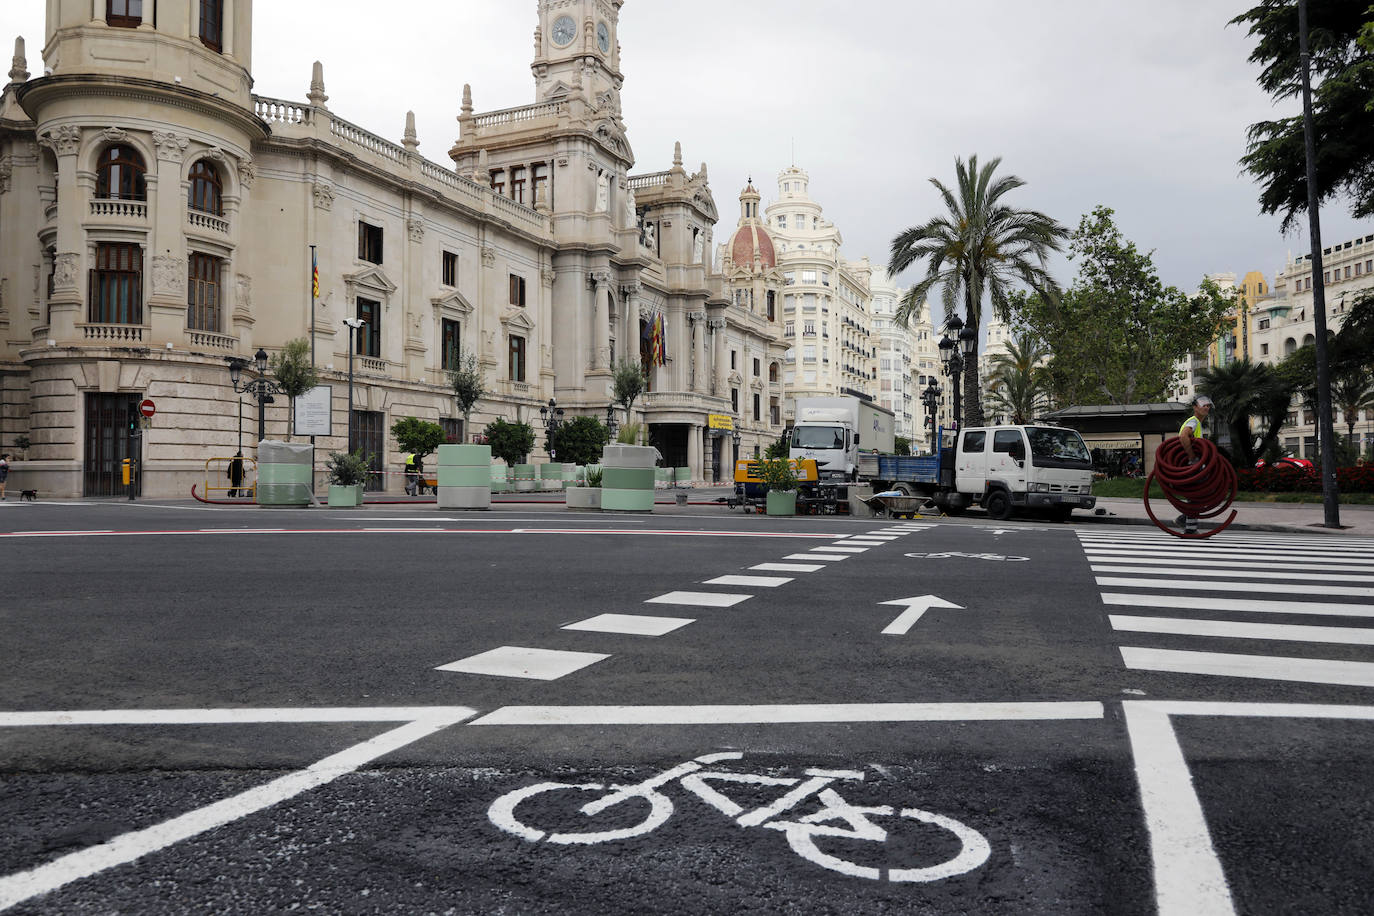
863,491,931,519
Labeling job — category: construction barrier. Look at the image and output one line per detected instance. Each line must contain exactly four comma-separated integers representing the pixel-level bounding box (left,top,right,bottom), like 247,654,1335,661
437,443,491,510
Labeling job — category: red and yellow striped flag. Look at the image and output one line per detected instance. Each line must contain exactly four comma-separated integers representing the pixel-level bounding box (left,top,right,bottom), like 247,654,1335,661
311,249,319,299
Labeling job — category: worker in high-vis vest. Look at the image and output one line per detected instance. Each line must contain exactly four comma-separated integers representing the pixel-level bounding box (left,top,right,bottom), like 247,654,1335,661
404,452,418,496
1175,395,1212,532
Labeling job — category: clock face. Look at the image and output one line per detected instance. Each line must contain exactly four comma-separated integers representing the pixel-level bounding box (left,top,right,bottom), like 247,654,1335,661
597,21,611,54
552,15,577,47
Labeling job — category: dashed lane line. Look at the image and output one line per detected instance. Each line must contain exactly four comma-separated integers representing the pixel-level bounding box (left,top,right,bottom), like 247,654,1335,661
434,646,610,681
702,575,794,588
561,614,695,637
645,591,753,608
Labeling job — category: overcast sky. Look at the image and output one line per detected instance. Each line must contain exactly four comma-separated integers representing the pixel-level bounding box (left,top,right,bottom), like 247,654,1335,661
5,0,1370,313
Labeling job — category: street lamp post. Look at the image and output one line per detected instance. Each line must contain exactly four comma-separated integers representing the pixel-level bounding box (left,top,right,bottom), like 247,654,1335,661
605,404,619,441
731,426,741,468
921,378,943,449
341,317,366,453
937,315,978,432
539,398,565,459
227,350,281,450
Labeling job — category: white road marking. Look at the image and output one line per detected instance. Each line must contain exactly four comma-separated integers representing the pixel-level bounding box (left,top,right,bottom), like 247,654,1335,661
1109,615,1374,645
841,539,889,545
1102,593,1374,618
0,708,474,913
859,534,899,540
879,596,964,636
1091,564,1374,582
1122,703,1237,916
562,614,694,637
751,563,825,572
1129,700,1374,719
819,546,869,553
468,701,1105,726
1083,548,1374,565
703,575,793,588
435,646,610,680
645,591,752,608
1120,646,1374,687
1097,576,1374,598
0,707,474,727
788,553,848,561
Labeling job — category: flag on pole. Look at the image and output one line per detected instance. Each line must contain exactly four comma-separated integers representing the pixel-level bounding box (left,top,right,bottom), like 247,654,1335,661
311,249,319,299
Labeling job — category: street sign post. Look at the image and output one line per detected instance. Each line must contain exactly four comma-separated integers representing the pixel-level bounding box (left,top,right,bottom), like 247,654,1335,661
139,399,156,419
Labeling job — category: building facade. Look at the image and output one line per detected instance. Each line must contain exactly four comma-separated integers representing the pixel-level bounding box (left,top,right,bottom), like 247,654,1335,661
868,268,925,442
0,0,762,496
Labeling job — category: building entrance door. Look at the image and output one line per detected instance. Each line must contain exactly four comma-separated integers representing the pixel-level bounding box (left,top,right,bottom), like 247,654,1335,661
351,409,386,491
84,393,141,496
710,436,724,484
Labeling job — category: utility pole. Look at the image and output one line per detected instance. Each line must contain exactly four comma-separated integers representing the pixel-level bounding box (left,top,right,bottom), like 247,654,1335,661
1298,0,1341,528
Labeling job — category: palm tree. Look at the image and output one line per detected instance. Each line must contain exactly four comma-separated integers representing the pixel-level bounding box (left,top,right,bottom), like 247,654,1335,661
1198,359,1294,467
888,155,1067,427
1332,370,1374,444
985,332,1052,423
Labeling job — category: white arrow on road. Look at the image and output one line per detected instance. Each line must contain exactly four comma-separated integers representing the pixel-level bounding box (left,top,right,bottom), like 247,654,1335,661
879,596,965,635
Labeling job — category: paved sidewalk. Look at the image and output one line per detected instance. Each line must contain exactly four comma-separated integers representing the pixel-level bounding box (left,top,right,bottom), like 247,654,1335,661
1083,496,1374,537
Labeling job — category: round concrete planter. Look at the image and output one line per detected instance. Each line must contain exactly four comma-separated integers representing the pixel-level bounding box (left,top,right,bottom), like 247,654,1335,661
766,490,797,516
565,486,602,510
327,484,363,508
512,463,537,492
490,462,510,493
538,462,564,491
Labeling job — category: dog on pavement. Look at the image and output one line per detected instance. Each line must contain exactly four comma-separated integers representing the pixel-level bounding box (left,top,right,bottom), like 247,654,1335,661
19,489,37,501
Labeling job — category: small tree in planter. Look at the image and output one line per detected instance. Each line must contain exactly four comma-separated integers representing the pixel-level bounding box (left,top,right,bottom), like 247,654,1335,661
268,338,320,441
612,359,648,444
447,347,485,441
763,435,789,460
325,449,371,507
760,458,799,516
551,416,609,466
485,418,536,466
566,461,604,511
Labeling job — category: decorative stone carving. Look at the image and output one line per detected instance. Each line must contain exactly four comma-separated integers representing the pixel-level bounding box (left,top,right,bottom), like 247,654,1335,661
620,280,642,298
53,253,79,290
589,269,612,288
594,169,609,212
312,181,333,210
623,185,636,229
235,274,253,316
42,126,81,157
642,222,656,251
541,267,556,287
151,131,189,162
238,158,256,190
693,228,704,264
407,218,425,242
100,127,129,144
151,255,186,297
0,158,10,195
481,247,495,268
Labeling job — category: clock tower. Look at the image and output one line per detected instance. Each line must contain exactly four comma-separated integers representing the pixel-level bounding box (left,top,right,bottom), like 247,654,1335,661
532,0,624,104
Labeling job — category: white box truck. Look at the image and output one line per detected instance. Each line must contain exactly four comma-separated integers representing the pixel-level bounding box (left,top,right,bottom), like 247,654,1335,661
788,396,896,482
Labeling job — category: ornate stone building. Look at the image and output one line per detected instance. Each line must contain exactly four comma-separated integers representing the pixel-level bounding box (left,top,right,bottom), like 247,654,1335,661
0,0,759,496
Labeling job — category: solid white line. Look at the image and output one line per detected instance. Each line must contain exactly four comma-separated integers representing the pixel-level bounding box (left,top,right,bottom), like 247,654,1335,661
1109,615,1374,645
1085,553,1374,573
0,710,472,913
435,646,610,680
751,563,824,573
1120,646,1374,687
1102,593,1374,618
645,591,752,608
703,575,793,588
1082,547,1374,564
1097,576,1374,598
561,614,694,637
786,553,847,561
468,701,1105,726
0,707,475,728
1122,703,1237,916
820,546,870,553
859,534,899,540
835,540,887,546
1130,700,1374,719
1090,563,1374,580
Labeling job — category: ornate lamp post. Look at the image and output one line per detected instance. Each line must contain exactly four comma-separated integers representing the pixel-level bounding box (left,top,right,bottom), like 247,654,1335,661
731,426,741,469
938,315,979,431
605,404,619,440
228,349,281,448
539,398,565,459
921,377,943,448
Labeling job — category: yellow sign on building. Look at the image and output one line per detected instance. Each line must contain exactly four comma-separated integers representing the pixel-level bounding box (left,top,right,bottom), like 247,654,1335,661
708,414,734,430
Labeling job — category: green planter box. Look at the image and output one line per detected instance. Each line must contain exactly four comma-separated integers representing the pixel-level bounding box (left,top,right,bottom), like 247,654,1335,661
490,463,510,493
327,484,363,508
513,463,538,492
438,444,491,510
601,444,656,512
766,490,797,516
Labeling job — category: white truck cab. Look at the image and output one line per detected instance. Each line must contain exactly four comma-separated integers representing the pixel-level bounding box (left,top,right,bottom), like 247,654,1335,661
954,425,1096,521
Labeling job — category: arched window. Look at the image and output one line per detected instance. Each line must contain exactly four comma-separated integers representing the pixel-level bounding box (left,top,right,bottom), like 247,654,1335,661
188,160,223,215
95,145,147,201
1284,337,1297,356
1302,333,1316,347
769,362,780,383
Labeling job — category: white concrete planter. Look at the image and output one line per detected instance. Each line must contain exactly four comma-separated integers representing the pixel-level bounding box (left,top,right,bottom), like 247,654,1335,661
565,486,602,510
327,484,363,507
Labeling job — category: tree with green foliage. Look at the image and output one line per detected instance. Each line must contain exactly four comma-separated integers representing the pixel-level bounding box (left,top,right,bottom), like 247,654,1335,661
985,331,1052,423
763,435,789,460
484,418,535,466
550,416,610,466
1010,207,1235,406
888,155,1068,426
611,359,648,441
892,436,912,456
1198,359,1295,467
446,347,485,441
390,416,445,463
1232,1,1374,228
268,338,319,441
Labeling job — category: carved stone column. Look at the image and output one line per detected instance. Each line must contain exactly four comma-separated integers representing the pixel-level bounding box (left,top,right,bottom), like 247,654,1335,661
590,269,612,370
688,423,703,484
689,311,707,394
710,318,728,398
148,131,191,345
620,280,641,369
41,126,83,341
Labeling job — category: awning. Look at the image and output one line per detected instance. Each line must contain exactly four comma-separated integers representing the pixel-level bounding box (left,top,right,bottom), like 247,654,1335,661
1082,436,1143,450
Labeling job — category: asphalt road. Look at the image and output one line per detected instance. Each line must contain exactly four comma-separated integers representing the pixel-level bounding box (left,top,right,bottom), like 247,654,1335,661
1,499,1371,915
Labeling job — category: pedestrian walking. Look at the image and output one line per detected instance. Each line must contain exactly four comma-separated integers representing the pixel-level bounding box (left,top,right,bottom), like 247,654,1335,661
0,453,9,500
404,452,418,496
227,451,245,498
1175,395,1212,534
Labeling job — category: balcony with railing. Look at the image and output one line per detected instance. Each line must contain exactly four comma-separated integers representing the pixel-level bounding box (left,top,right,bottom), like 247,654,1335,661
471,100,565,130
187,210,229,235
79,322,146,343
359,356,388,373
89,198,148,221
188,329,237,350
629,171,672,191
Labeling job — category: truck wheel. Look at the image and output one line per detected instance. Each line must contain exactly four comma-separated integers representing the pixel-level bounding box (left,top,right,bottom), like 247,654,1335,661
984,489,1013,521
894,482,915,497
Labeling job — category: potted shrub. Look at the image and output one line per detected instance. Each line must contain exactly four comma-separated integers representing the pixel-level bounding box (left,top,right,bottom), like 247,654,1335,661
566,466,603,511
761,458,799,516
325,449,370,508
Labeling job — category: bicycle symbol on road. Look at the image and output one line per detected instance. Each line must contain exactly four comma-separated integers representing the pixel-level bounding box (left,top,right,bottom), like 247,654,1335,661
488,752,991,883
904,551,1029,562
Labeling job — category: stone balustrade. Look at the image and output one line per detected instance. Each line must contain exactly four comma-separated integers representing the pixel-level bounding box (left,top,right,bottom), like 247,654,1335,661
90,198,148,220
187,210,229,234
629,171,671,190
359,356,388,373
471,101,563,129
330,116,410,166
253,98,313,125
188,330,237,350
79,322,146,343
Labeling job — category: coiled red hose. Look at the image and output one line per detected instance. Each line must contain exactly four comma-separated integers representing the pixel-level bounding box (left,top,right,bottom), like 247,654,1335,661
1142,436,1238,539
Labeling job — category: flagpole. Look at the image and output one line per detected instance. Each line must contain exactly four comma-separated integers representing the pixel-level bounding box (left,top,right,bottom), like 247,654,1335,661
309,244,318,492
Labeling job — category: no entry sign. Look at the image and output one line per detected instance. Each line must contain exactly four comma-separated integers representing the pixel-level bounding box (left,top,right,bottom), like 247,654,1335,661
139,398,156,418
